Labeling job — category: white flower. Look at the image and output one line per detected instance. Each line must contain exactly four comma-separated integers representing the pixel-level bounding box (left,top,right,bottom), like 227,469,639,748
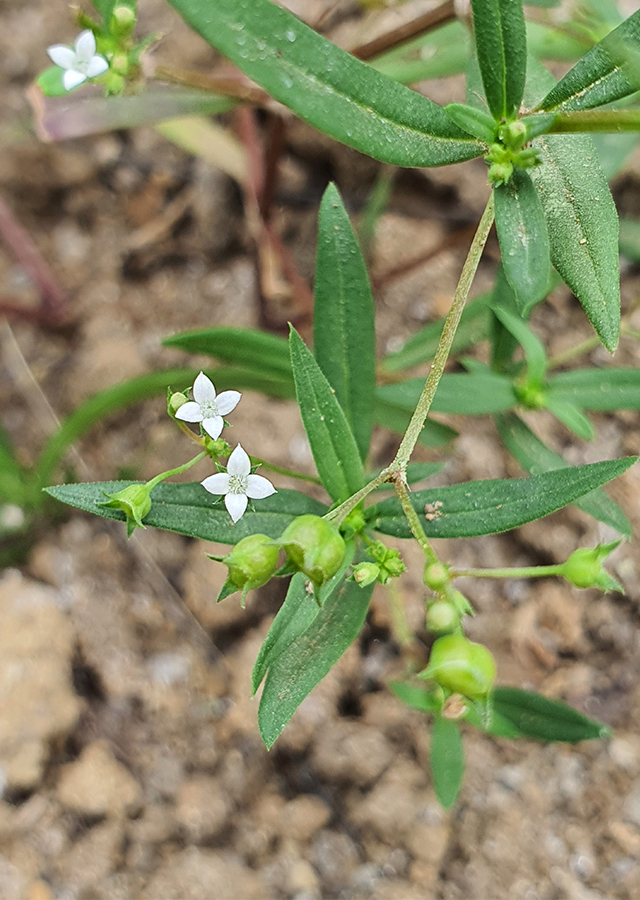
175,372,241,440
47,30,109,92
201,444,276,523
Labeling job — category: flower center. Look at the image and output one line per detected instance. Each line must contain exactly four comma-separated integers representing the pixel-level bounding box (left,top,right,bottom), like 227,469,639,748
200,399,219,419
228,474,248,494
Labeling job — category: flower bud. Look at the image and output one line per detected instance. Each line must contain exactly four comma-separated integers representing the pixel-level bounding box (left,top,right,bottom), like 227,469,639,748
224,534,280,591
112,5,136,31
502,120,527,150
488,160,513,187
168,391,188,416
423,563,449,591
426,601,459,635
279,515,345,587
99,483,152,537
560,541,622,593
352,562,380,588
420,634,496,700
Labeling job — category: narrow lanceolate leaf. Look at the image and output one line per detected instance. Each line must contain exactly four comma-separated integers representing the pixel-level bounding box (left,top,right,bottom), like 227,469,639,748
548,368,640,411
539,11,640,113
496,412,631,536
258,574,374,749
289,327,364,503
366,457,637,539
491,305,547,385
252,544,355,695
164,328,292,380
494,168,551,316
389,681,440,713
492,687,610,742
470,0,527,120
314,184,376,463
529,133,620,353
430,717,465,808
377,371,517,416
165,0,482,168
45,482,327,543
544,395,594,441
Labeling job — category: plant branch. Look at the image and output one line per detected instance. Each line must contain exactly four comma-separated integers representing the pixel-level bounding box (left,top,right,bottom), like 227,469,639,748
549,109,640,134
394,192,495,468
450,565,563,579
393,474,439,566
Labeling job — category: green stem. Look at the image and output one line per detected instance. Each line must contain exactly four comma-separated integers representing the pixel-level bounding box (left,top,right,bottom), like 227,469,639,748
450,564,563,579
250,457,322,485
394,192,495,468
386,580,414,648
549,110,640,134
393,476,439,566
326,193,495,528
146,451,207,490
547,334,601,369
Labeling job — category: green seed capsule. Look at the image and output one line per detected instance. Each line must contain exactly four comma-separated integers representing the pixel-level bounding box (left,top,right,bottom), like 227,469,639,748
279,515,345,587
225,534,280,590
422,634,496,700
426,601,459,635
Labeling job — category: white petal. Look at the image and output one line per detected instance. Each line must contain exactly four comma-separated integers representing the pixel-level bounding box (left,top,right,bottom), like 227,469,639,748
86,55,109,78
74,30,97,61
225,492,248,523
227,444,251,476
201,473,230,495
216,390,241,416
246,474,277,500
192,371,216,405
174,401,203,423
202,416,224,440
63,69,87,90
47,45,76,69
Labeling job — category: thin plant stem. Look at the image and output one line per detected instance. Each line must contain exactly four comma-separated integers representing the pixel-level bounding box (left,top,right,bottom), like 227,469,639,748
547,335,601,369
250,457,322,485
147,451,207,490
449,565,563,579
549,110,640,134
394,192,495,468
393,475,439,566
386,580,414,648
326,192,495,528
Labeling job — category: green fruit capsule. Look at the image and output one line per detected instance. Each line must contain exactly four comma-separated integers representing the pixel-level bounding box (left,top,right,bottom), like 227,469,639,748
426,601,459,635
279,515,345,587
421,634,496,700
225,534,280,591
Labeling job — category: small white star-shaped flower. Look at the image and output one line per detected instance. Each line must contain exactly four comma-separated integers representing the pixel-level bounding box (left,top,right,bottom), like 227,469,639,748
47,30,109,92
175,372,241,440
201,444,276,523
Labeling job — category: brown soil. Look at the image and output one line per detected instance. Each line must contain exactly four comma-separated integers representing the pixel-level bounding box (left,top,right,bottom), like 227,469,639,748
1,2,640,898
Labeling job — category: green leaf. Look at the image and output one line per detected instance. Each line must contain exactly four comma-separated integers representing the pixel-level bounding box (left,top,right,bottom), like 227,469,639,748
491,305,547,385
377,371,517,416
381,292,492,373
445,103,497,143
529,132,620,353
430,717,465,808
470,0,528,120
252,543,355,694
314,184,376,463
538,11,640,113
463,702,522,738
165,0,482,168
495,412,631,536
594,132,640,181
258,573,374,749
389,681,441,713
34,367,295,489
526,21,593,62
548,368,640,410
374,400,458,448
494,169,551,317
492,686,610,742
366,456,637,538
163,328,292,380
45,481,327,543
289,327,364,503
544,395,595,440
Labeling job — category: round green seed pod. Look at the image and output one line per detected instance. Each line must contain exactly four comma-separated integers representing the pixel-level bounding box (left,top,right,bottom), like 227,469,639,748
426,601,459,635
279,515,345,587
225,534,279,590
423,634,496,700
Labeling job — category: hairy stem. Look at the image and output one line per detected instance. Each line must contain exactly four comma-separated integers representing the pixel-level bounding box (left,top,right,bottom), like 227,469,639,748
450,565,563,579
393,475,439,566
